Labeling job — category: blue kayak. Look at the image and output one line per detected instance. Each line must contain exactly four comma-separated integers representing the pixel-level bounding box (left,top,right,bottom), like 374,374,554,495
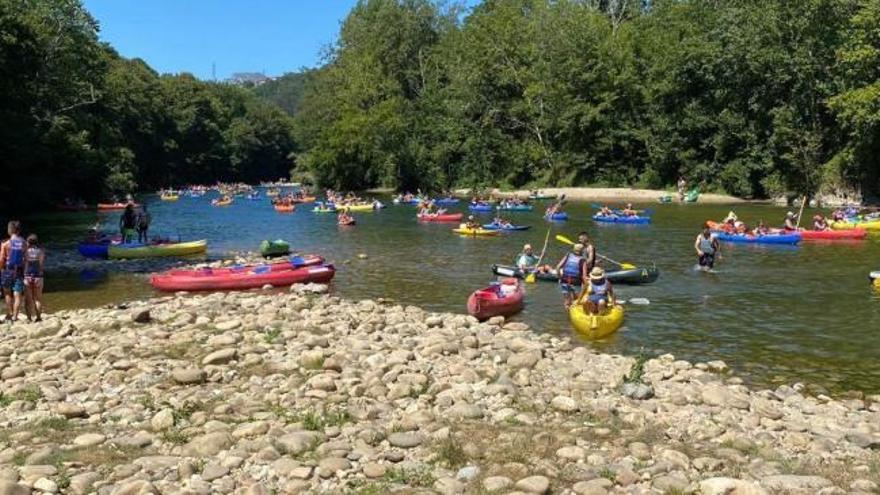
482,223,531,231
78,241,111,258
716,233,801,245
434,198,460,205
546,212,568,221
496,204,533,211
469,203,494,212
592,214,652,224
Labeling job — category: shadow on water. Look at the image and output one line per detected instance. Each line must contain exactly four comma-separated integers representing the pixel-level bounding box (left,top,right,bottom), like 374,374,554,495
24,192,880,394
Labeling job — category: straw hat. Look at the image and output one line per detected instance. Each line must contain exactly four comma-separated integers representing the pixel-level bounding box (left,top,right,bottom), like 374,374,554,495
590,267,605,280
523,244,532,251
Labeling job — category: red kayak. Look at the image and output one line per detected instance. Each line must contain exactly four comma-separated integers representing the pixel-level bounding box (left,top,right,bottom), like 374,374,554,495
795,228,866,240
151,264,335,292
98,202,140,211
417,213,463,222
164,255,324,277
467,278,524,321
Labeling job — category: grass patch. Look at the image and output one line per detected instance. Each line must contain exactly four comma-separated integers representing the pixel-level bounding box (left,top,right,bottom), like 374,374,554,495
161,429,190,445
599,467,616,481
263,326,282,344
69,444,145,468
433,436,468,469
11,452,26,466
295,408,352,431
302,356,325,370
138,394,156,411
383,466,436,487
0,392,13,407
624,350,648,384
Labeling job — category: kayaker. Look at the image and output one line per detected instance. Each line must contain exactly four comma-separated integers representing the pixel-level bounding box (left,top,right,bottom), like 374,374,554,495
465,215,480,230
695,225,721,271
0,221,25,322
493,217,512,228
119,204,137,243
337,209,354,225
136,205,152,243
752,220,770,236
516,244,552,275
576,232,596,272
581,267,614,315
783,211,797,231
622,203,637,217
600,205,614,217
23,234,44,322
813,214,829,231
556,243,587,309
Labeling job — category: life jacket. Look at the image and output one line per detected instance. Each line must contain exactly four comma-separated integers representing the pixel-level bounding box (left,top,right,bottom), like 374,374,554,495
561,254,583,282
699,235,715,254
590,279,609,297
6,237,24,270
25,247,41,277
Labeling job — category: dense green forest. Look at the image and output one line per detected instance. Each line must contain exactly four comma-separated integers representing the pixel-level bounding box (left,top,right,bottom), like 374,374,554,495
290,0,880,200
0,0,296,212
3,0,880,212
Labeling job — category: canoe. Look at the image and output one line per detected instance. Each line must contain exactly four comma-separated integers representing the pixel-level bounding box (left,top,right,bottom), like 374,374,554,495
259,239,290,258
546,212,568,221
491,264,659,285
496,204,533,211
212,199,233,206
715,233,801,245
482,223,531,231
151,263,335,292
434,198,460,205
569,304,625,339
468,203,494,212
313,206,336,213
831,220,880,232
417,213,463,222
453,227,499,236
684,189,700,203
593,214,651,224
274,204,295,212
108,240,208,259
97,203,139,211
466,279,524,321
167,255,324,277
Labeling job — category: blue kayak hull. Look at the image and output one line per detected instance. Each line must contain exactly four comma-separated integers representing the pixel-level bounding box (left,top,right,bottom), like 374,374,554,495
592,215,652,224
716,233,801,244
496,205,533,211
546,212,568,221
469,204,493,212
435,198,459,205
78,242,109,258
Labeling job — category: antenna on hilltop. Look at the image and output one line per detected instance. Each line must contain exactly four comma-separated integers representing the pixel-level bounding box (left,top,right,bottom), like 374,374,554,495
212,62,216,81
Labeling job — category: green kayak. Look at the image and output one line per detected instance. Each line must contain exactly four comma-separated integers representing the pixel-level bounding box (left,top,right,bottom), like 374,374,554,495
260,239,290,258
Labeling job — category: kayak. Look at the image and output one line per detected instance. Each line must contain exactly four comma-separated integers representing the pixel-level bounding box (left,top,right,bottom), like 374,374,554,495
313,206,336,213
453,227,499,236
482,223,531,231
592,214,651,224
212,199,233,206
160,195,179,201
831,220,880,232
546,212,568,221
339,203,376,212
166,254,324,277
97,203,139,211
491,264,660,285
273,204,295,212
659,195,672,203
469,203,494,212
798,229,866,240
434,198,460,205
417,213,463,222
78,241,114,258
871,271,880,288
393,198,422,205
259,239,290,258
108,240,208,259
569,304,625,339
684,188,700,203
529,194,556,200
466,279,524,321
715,232,801,245
151,263,336,292
291,196,317,203
496,204,533,211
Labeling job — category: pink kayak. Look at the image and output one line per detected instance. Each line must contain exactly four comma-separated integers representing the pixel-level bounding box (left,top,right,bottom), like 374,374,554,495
417,213,463,222
796,229,867,240
151,264,335,292
164,255,325,277
466,278,524,321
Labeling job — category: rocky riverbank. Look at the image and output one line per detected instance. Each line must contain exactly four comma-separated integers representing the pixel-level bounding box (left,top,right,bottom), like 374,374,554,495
1,288,879,495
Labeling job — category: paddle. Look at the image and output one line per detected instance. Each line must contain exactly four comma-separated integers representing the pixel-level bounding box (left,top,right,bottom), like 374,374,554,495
555,234,637,270
795,194,807,229
525,228,552,283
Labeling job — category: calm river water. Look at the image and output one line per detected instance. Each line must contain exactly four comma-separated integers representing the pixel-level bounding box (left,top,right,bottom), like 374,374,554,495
30,192,880,394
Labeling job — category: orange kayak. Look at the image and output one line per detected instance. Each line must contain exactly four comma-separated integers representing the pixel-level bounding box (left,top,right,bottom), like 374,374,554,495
274,204,295,212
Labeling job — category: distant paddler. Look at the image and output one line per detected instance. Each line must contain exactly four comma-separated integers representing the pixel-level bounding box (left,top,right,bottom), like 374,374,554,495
812,214,830,231
695,224,721,271
783,211,797,231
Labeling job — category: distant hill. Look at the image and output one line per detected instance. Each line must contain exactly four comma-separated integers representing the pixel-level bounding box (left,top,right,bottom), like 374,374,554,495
251,71,310,116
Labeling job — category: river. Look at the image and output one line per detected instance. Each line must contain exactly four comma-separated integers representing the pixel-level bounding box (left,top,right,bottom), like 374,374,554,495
30,191,880,395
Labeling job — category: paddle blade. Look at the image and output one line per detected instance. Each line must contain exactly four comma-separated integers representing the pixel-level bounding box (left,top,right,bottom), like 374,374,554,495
620,263,637,270
556,234,574,245
525,272,536,283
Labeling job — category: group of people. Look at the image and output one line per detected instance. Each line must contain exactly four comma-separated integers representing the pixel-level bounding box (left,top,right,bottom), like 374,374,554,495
119,203,152,243
514,232,614,315
598,203,639,217
0,221,45,323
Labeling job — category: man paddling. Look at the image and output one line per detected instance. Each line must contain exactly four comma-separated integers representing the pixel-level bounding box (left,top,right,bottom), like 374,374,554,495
783,211,797,231
695,225,721,271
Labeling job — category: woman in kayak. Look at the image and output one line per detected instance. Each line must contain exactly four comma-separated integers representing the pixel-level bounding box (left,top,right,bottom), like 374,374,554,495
695,225,721,271
337,208,354,225
556,243,587,309
492,217,513,228
813,214,830,231
783,212,797,230
581,267,615,315
752,221,770,236
622,203,637,217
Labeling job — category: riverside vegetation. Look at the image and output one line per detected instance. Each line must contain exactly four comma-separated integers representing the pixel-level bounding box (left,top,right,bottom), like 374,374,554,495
0,280,879,494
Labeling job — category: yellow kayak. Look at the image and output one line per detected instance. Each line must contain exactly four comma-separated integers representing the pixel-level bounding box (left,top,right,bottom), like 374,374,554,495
831,220,880,231
339,203,376,212
569,304,624,339
160,195,179,201
108,240,208,259
452,227,499,236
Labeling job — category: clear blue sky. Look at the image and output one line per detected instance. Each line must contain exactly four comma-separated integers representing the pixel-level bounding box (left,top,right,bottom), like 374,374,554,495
83,1,361,80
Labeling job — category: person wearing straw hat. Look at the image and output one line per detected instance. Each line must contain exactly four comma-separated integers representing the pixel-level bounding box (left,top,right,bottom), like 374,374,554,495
582,266,615,315
556,243,587,309
783,211,797,231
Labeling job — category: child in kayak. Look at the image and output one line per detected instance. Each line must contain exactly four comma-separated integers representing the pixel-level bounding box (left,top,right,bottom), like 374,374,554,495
599,205,614,217
695,225,721,271
581,267,615,315
813,214,829,231
23,234,45,322
464,215,480,230
556,243,587,309
752,220,770,236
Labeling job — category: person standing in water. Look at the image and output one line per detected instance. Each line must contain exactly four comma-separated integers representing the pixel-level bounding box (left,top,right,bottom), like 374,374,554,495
556,243,587,309
695,225,721,271
577,232,596,273
23,234,45,322
0,221,26,322
136,204,152,243
120,204,137,243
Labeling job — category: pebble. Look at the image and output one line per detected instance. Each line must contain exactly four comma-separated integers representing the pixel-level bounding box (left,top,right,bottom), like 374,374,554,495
515,475,550,494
